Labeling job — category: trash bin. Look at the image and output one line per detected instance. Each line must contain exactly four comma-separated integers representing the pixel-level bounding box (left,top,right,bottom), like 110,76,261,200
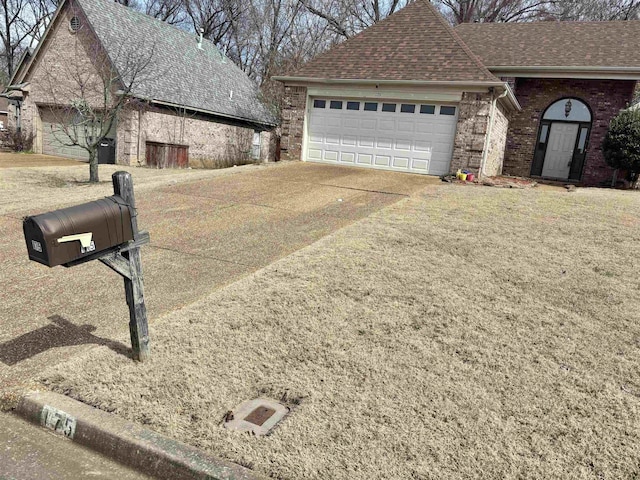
98,138,116,164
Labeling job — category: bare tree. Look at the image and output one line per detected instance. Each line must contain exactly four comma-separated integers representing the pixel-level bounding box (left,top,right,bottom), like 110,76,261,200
38,32,158,182
551,0,640,20
433,0,552,23
0,0,55,81
183,0,240,44
299,0,411,39
144,0,186,24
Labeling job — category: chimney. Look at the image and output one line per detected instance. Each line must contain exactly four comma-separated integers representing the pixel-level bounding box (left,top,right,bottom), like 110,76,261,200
197,28,204,50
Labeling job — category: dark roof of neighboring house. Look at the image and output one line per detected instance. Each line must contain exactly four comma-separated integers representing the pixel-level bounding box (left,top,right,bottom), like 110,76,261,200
456,21,640,68
289,0,499,84
70,0,275,126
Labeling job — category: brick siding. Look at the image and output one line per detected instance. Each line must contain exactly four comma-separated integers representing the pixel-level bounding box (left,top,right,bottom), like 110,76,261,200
118,106,273,166
504,78,636,185
450,92,492,174
280,86,307,161
484,101,509,177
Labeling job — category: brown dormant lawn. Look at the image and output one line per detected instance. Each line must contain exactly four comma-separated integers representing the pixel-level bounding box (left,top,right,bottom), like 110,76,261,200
40,183,640,479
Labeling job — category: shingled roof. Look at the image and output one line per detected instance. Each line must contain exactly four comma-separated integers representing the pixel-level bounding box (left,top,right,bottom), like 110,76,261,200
288,0,499,84
456,21,640,69
75,0,275,126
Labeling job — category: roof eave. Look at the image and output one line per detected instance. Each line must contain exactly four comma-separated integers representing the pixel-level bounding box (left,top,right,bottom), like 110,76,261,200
487,65,640,80
272,76,505,88
145,98,277,128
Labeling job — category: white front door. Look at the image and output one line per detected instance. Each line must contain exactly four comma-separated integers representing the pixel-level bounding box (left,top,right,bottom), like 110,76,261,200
542,123,579,179
306,99,458,176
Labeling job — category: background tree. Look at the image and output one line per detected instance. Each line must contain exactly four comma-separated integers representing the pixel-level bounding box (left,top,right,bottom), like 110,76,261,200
433,0,552,23
602,108,640,188
551,0,640,20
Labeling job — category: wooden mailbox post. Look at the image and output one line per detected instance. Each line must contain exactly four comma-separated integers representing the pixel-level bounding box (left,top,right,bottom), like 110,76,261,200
23,171,151,361
99,172,150,361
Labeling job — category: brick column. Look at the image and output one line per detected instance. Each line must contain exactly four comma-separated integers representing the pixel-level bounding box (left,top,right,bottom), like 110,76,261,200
280,86,307,161
450,92,492,174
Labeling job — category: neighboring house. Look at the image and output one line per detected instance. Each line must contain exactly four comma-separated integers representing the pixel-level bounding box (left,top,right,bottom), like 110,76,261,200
276,0,640,186
5,0,276,166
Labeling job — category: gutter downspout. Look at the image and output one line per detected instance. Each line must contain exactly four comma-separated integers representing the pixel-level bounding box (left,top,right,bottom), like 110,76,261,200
478,87,509,180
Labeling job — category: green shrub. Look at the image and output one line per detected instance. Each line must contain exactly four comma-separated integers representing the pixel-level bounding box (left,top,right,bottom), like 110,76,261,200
602,108,640,187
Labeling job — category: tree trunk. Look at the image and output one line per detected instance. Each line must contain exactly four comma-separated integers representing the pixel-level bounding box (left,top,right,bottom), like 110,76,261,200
89,150,99,183
611,168,618,188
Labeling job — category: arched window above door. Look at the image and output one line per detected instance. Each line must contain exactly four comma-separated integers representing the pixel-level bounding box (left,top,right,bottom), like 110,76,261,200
543,98,591,122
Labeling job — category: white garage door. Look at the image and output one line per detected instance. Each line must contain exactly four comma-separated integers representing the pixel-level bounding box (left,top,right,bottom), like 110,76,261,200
306,98,458,176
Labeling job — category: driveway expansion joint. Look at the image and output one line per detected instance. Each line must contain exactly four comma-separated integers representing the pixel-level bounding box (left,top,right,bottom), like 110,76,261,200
316,183,410,197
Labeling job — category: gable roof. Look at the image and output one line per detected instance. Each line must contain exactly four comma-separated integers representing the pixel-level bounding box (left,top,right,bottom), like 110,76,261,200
456,21,640,74
286,0,500,84
15,0,276,126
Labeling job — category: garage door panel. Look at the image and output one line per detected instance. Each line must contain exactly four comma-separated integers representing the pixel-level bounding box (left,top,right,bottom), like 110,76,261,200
360,119,377,130
342,135,357,146
397,120,415,133
307,98,457,175
414,141,433,153
378,119,395,131
374,155,391,166
376,138,393,149
323,150,339,161
359,137,375,147
343,118,359,128
308,148,322,160
357,154,373,165
395,139,412,151
392,157,410,168
341,152,356,163
325,133,340,145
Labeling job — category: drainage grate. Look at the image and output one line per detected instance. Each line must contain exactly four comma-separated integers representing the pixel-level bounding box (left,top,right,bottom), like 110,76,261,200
224,398,289,436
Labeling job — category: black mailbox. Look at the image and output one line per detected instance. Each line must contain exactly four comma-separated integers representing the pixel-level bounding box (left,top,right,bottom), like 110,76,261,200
23,195,134,267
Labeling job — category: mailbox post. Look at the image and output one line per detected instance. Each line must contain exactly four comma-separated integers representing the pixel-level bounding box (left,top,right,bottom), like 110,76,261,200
101,172,150,361
23,171,151,361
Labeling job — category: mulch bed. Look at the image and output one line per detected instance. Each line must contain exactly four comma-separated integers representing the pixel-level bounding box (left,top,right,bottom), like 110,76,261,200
441,174,538,189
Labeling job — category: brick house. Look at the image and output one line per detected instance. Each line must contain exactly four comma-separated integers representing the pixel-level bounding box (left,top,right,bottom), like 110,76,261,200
5,0,276,167
275,0,640,186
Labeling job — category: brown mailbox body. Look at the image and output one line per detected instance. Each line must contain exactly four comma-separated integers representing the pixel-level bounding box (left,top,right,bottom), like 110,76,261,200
23,196,134,267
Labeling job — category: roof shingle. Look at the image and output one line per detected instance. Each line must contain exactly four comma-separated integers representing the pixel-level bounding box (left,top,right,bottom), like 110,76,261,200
456,21,640,68
76,0,275,126
290,0,499,83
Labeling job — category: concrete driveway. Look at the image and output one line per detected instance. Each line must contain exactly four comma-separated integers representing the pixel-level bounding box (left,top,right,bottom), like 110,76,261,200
0,161,436,402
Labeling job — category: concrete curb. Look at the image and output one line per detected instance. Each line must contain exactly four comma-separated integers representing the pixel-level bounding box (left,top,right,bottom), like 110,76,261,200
15,391,267,480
